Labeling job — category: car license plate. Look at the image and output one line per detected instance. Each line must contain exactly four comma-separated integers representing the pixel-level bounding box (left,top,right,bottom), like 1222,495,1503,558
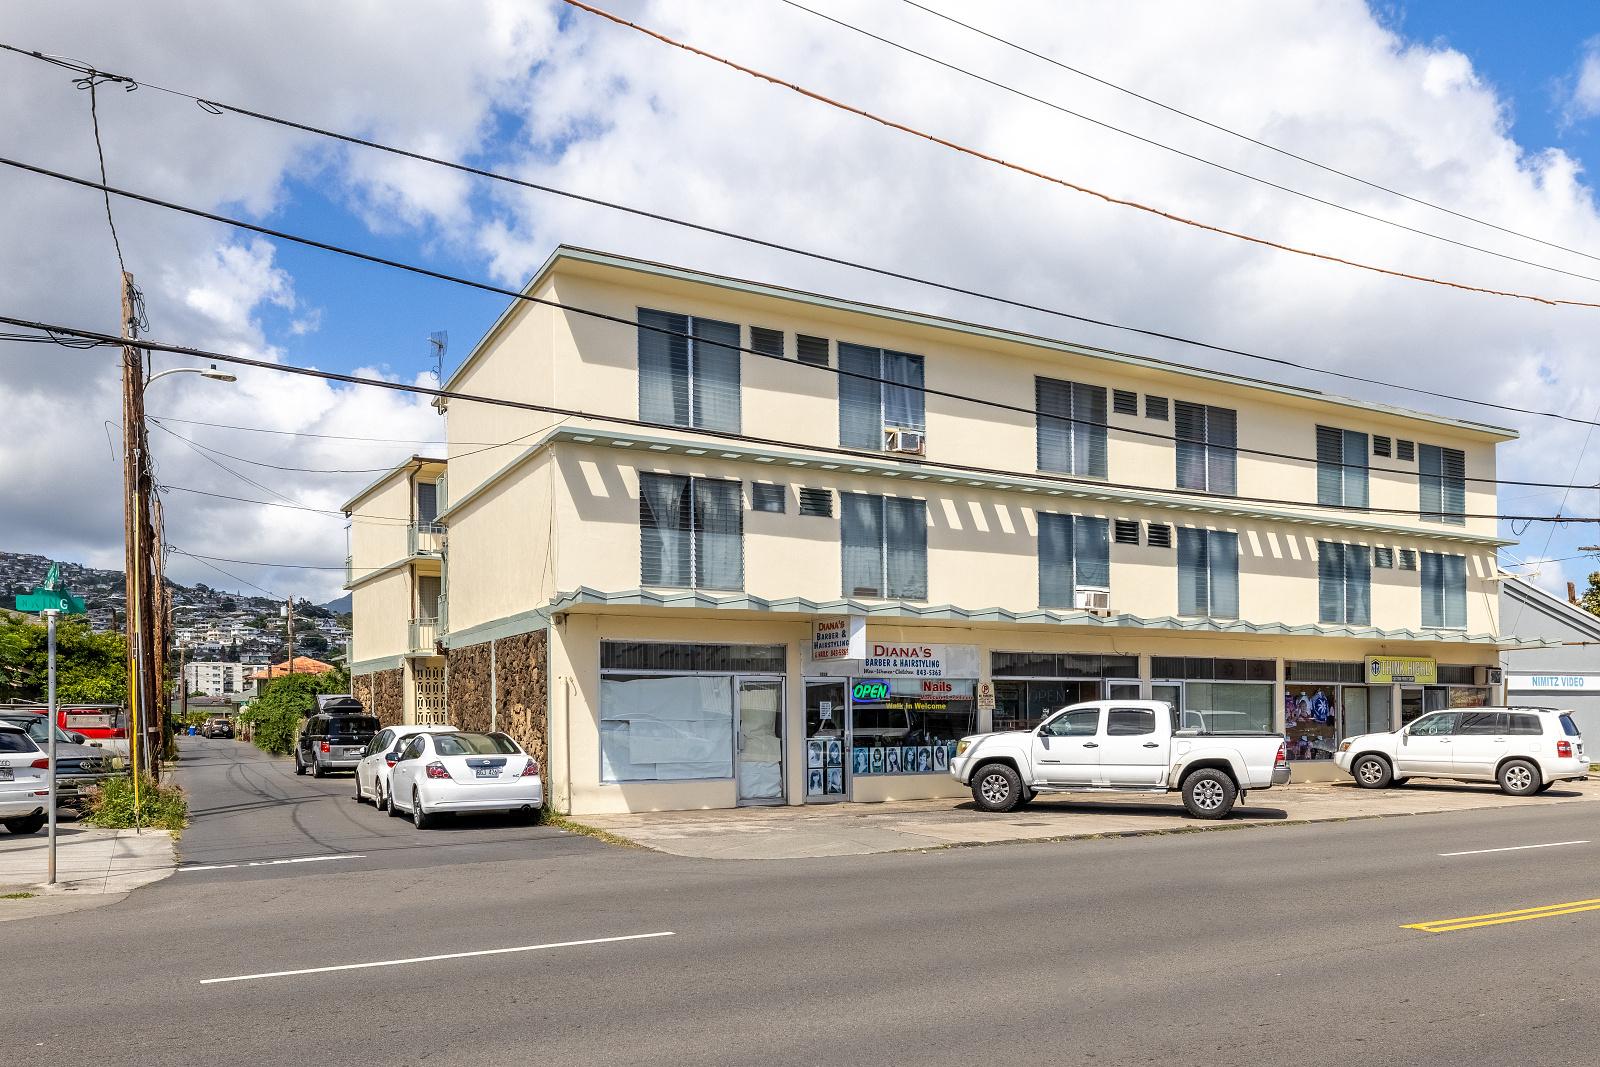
475,767,498,778
0,765,10,781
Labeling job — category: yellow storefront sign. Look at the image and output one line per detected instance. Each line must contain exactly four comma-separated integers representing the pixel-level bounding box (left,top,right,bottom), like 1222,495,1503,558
1365,656,1437,684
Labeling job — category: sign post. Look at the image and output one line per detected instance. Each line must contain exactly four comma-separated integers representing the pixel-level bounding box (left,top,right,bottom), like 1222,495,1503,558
16,564,87,885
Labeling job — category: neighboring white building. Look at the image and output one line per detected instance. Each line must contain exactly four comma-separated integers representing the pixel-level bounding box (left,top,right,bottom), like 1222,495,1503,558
184,661,250,697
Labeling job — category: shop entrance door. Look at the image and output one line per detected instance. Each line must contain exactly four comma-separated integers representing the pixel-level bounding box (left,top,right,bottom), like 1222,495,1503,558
736,680,785,805
803,679,849,802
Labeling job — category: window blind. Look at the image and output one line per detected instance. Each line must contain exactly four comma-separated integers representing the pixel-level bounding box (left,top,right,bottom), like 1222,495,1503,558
882,350,926,432
797,334,830,366
1421,552,1467,628
1419,444,1466,525
841,493,927,599
750,483,785,512
1036,377,1108,478
798,487,833,517
1177,528,1239,617
1113,518,1140,545
1036,513,1109,607
637,309,741,432
416,575,441,620
1316,426,1369,508
416,481,438,526
693,479,744,591
1175,402,1237,495
638,474,742,590
639,472,692,587
749,326,784,358
1113,389,1138,415
839,343,884,449
841,491,882,596
884,496,928,599
1318,542,1371,625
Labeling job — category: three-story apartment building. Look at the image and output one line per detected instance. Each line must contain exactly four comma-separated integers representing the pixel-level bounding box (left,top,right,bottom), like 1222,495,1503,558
346,246,1542,815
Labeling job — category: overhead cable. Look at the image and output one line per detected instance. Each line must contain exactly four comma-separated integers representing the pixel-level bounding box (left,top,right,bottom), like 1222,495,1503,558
775,0,1600,286
0,49,1595,427
896,0,1600,267
7,312,1594,524
560,0,1600,309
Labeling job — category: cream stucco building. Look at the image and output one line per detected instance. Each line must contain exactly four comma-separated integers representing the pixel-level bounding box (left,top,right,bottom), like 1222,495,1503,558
345,246,1541,815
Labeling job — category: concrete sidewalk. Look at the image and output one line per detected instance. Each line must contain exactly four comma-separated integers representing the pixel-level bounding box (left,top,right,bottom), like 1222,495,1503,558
576,778,1600,859
0,819,176,922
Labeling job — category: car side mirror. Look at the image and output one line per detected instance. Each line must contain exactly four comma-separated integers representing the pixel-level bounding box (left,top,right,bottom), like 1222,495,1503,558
70,733,86,744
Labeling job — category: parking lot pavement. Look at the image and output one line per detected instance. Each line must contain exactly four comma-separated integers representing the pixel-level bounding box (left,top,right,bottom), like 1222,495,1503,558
0,812,175,922
575,777,1600,858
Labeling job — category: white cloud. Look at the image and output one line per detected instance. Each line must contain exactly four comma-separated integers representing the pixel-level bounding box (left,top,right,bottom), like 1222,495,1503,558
4,0,1600,607
1566,35,1600,124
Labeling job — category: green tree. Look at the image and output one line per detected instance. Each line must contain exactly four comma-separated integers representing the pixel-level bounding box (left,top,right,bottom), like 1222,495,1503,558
239,669,351,755
0,615,127,704
1581,572,1600,618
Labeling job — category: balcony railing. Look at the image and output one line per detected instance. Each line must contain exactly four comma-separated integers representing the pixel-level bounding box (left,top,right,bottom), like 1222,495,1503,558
408,616,441,654
408,521,445,558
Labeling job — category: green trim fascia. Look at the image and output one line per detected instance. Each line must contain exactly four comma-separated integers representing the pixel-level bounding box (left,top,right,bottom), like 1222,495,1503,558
449,425,1511,548
345,554,441,592
443,608,551,649
445,245,1516,441
545,586,1555,650
350,654,406,675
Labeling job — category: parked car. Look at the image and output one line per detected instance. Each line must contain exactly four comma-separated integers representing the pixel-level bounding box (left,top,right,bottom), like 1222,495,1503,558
950,700,1289,819
294,710,380,777
0,710,112,807
354,725,458,811
1337,707,1588,796
199,717,234,739
389,731,542,828
0,723,51,834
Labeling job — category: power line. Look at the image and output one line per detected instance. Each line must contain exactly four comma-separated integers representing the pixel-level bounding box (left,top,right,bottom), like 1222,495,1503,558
149,426,400,473
896,0,1600,269
165,546,280,599
560,0,1600,310
161,484,410,524
10,312,1597,524
148,415,447,446
775,0,1600,287
2,53,1596,429
166,549,348,571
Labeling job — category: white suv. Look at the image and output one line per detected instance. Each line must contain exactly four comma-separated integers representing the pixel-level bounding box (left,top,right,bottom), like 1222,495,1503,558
1337,706,1587,795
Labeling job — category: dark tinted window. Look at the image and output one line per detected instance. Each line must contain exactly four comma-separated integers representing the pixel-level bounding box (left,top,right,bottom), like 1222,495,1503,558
1507,714,1543,735
1041,709,1100,737
434,733,521,756
399,736,425,761
1456,712,1504,735
1409,713,1455,736
1107,708,1156,736
1561,714,1581,737
0,730,37,753
327,717,379,738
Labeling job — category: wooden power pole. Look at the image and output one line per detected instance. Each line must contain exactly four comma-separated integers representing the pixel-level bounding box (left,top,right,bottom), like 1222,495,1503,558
121,271,162,783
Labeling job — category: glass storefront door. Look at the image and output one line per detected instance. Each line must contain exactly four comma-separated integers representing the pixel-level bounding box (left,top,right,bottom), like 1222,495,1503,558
804,679,848,801
736,680,784,804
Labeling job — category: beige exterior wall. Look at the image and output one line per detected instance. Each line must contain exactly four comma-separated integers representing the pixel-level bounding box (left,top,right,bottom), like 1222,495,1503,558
350,568,413,664
348,475,414,585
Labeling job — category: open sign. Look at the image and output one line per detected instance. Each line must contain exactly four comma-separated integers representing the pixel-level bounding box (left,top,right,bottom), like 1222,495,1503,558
852,680,890,701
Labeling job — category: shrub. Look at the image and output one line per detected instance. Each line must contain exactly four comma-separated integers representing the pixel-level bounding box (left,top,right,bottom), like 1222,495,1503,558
239,670,351,755
82,774,187,832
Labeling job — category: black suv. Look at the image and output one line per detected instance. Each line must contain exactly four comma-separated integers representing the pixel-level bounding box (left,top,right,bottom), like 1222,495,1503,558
294,703,380,777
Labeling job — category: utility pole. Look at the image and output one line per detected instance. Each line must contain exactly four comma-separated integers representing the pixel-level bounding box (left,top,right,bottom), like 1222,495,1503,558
45,608,58,884
122,271,163,789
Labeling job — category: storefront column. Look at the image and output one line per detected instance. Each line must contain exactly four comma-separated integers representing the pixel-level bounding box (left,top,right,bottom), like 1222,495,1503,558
1139,653,1152,700
1389,682,1402,731
787,622,808,806
1273,658,1286,735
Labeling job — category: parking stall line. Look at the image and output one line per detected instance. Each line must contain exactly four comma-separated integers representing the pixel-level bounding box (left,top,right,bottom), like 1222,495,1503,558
180,853,367,871
199,931,676,984
1404,898,1600,934
1438,840,1589,857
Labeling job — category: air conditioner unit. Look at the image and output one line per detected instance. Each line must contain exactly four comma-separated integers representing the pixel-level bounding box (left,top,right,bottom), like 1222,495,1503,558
1474,666,1503,686
1075,589,1110,611
884,428,925,455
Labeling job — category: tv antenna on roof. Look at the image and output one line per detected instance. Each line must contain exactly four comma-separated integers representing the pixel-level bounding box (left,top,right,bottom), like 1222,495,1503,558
427,331,448,383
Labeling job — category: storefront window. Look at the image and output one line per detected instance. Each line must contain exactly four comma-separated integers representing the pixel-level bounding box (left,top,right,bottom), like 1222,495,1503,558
600,675,733,782
1180,681,1274,733
1284,685,1338,761
1449,687,1490,708
851,678,974,775
992,680,1099,733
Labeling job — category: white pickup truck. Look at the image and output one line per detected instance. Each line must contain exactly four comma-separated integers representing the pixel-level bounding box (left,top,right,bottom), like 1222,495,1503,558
950,700,1290,819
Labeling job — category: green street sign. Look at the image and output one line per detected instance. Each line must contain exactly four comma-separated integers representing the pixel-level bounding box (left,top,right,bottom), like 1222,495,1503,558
16,591,86,614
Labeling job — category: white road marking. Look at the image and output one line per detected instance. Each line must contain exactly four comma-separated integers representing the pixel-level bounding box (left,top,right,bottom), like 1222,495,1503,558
201,931,675,985
180,854,367,872
1439,840,1589,857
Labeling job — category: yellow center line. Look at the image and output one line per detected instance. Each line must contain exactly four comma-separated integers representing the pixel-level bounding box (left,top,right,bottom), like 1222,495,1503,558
1405,897,1600,933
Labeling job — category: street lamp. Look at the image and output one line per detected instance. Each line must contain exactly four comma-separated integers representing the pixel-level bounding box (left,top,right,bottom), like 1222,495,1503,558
146,363,237,386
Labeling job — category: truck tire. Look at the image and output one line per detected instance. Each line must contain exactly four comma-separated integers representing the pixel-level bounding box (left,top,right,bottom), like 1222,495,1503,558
1498,759,1540,797
1352,754,1393,789
1181,768,1237,820
294,753,306,776
971,763,1024,813
312,760,325,779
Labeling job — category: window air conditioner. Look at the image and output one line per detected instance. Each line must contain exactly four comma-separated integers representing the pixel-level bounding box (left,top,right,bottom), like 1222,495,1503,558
1474,666,1503,686
1075,589,1110,611
884,428,925,455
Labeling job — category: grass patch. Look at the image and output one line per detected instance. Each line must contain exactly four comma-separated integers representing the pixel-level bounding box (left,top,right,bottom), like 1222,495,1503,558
1,892,35,899
81,774,188,833
540,811,652,850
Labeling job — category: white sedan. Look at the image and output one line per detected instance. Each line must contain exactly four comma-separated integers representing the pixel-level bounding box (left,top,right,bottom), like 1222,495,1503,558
354,725,457,812
389,731,542,829
0,724,52,834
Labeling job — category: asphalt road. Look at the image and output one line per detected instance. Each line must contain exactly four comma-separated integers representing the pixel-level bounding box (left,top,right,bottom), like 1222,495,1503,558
6,736,1600,1066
